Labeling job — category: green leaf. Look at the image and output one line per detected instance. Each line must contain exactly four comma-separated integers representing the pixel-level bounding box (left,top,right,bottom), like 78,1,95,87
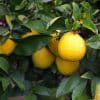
72,79,87,100
0,4,9,16
5,15,13,30
55,4,72,15
72,21,80,30
65,18,72,31
46,16,61,29
91,77,100,96
23,20,47,33
10,72,25,90
81,72,94,79
14,35,51,56
24,92,37,100
77,92,90,100
32,86,50,96
1,77,10,91
86,34,100,49
15,0,27,10
0,57,9,73
56,75,81,98
0,27,8,36
72,2,81,21
81,1,92,19
83,18,98,34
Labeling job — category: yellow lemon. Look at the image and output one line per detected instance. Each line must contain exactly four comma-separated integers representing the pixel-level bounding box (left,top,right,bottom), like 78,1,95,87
94,83,100,100
22,29,39,38
58,31,86,61
32,47,55,69
0,39,16,55
56,57,79,75
48,33,59,56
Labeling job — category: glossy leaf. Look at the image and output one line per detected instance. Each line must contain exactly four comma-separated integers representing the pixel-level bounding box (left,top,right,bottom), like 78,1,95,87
46,16,61,29
86,34,100,49
81,1,93,19
83,18,98,34
55,4,72,15
72,2,81,21
0,57,9,73
10,72,25,90
32,86,50,96
5,15,13,30
23,20,47,33
72,79,87,100
56,75,81,98
1,77,10,91
81,72,94,79
72,21,80,30
65,18,72,31
14,35,51,56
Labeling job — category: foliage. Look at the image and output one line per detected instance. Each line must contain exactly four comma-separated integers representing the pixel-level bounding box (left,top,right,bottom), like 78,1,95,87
0,0,100,100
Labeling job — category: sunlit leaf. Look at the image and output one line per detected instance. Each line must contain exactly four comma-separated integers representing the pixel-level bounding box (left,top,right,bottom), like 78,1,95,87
72,2,81,21
83,18,98,34
46,17,61,29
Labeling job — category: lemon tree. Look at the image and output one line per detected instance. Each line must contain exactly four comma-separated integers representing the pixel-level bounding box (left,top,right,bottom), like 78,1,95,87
0,0,100,100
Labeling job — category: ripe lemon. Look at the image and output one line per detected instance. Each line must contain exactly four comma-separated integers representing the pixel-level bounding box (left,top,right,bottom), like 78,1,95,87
94,83,100,100
22,29,39,38
56,57,79,75
48,33,59,56
58,31,86,61
0,39,16,55
32,47,55,69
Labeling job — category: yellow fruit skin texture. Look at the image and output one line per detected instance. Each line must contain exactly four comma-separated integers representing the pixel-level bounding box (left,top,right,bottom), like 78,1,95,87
58,32,86,61
94,83,100,100
0,39,16,55
32,48,55,69
48,37,59,56
56,57,79,75
22,29,39,38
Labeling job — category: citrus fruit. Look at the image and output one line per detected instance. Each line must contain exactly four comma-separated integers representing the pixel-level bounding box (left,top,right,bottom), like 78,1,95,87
94,83,100,100
22,29,39,38
48,33,59,56
56,57,79,75
58,31,86,61
0,39,16,55
32,47,55,69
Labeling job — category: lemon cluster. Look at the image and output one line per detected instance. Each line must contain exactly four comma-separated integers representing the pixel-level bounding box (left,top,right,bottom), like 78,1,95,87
32,31,86,76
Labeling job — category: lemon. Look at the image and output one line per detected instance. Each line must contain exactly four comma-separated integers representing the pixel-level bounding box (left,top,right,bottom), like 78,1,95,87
22,29,39,38
58,31,86,61
48,33,59,56
94,83,100,100
32,47,55,69
0,39,16,55
56,57,79,75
